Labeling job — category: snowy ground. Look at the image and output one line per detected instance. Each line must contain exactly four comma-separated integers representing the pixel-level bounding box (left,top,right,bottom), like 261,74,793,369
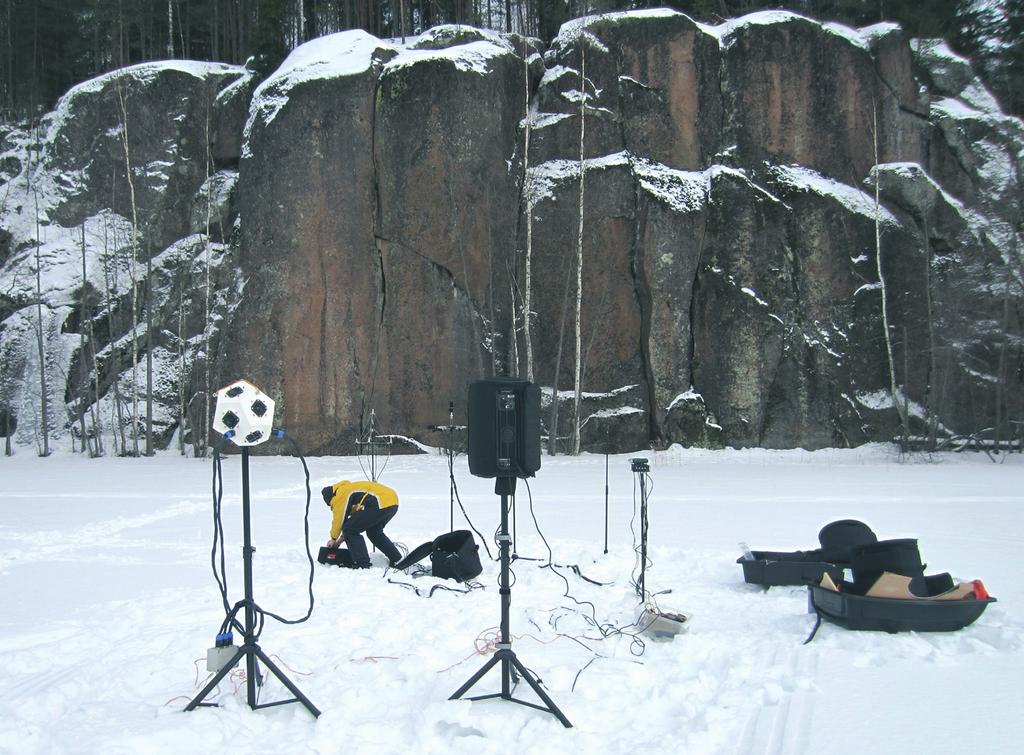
1,445,1022,754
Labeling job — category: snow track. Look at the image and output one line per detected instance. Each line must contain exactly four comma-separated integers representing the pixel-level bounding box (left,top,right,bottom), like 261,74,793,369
733,642,817,755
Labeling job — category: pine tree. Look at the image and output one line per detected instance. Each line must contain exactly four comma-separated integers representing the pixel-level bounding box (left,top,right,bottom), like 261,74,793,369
998,0,1023,115
952,0,1019,114
250,0,292,75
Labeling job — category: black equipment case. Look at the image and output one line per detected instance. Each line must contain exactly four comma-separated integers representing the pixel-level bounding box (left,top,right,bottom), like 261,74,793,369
738,519,877,587
317,546,354,568
393,530,483,582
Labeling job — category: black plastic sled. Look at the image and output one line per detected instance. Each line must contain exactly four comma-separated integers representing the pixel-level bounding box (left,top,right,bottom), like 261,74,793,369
738,519,877,588
807,537,995,634
808,582,995,633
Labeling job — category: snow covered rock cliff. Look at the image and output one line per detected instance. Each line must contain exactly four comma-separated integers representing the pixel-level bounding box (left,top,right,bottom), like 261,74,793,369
1,10,1020,455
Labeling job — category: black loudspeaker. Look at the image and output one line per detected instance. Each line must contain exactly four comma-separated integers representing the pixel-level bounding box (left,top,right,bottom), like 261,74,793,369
467,378,541,479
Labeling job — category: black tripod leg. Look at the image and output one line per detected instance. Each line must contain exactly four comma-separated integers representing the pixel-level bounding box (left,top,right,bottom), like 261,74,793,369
184,646,246,711
246,645,260,708
449,653,501,700
508,655,573,728
253,647,322,717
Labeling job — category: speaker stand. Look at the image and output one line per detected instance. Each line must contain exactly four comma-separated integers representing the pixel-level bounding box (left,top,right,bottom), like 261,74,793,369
449,477,571,728
185,448,320,717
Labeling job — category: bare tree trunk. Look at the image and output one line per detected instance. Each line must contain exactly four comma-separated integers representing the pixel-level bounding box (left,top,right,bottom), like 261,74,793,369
86,241,103,459
872,101,907,451
923,218,938,452
303,0,317,41
116,82,141,456
549,265,574,456
508,280,520,377
178,0,187,57
199,102,216,456
102,215,127,456
145,240,153,456
78,225,90,454
202,105,214,458
4,0,12,116
33,190,50,457
177,259,187,455
996,285,1011,453
212,0,219,60
167,0,174,56
903,325,911,443
572,39,586,456
522,38,535,383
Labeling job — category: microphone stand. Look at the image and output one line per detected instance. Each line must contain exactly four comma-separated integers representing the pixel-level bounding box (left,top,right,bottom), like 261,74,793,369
186,447,320,717
430,401,461,532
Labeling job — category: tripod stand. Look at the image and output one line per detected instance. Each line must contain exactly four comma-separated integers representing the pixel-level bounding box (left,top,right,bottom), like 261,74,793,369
449,476,571,728
632,457,651,598
430,401,460,532
357,409,392,482
185,447,320,717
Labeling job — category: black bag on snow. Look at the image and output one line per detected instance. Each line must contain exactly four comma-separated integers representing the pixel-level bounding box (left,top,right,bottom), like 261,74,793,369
317,546,355,568
393,529,482,582
849,538,925,594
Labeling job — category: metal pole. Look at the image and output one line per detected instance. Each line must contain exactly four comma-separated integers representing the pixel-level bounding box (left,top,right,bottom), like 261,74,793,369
449,402,455,532
603,452,609,554
638,471,648,600
511,493,517,557
499,485,511,698
241,447,258,706
368,409,377,481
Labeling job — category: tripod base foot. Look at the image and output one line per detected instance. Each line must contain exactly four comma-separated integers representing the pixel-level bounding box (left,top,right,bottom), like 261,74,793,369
450,649,571,728
185,643,320,718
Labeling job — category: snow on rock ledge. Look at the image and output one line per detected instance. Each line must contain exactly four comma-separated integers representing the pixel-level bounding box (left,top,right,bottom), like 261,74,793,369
40,60,246,249
242,30,397,158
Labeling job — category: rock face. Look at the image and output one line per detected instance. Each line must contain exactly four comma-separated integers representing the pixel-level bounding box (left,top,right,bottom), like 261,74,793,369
44,61,247,250
518,11,1021,450
224,30,528,452
1,11,1021,456
225,32,393,453
0,61,247,453
372,35,527,449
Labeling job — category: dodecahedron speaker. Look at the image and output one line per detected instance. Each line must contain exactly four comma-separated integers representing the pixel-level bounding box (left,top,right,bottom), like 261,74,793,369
212,379,276,446
467,378,541,479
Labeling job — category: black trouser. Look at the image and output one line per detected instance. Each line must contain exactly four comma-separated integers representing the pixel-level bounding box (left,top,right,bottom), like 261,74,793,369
342,502,401,567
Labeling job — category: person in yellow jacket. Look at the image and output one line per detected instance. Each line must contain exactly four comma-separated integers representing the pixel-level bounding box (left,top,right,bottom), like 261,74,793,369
321,480,402,568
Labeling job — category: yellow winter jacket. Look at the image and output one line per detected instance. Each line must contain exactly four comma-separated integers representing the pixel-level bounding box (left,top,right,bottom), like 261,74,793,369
328,480,399,539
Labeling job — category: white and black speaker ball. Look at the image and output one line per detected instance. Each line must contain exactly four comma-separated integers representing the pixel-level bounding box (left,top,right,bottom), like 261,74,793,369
212,379,276,446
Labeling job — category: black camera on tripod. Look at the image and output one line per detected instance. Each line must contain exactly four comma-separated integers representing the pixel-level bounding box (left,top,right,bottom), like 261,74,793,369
630,457,650,473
